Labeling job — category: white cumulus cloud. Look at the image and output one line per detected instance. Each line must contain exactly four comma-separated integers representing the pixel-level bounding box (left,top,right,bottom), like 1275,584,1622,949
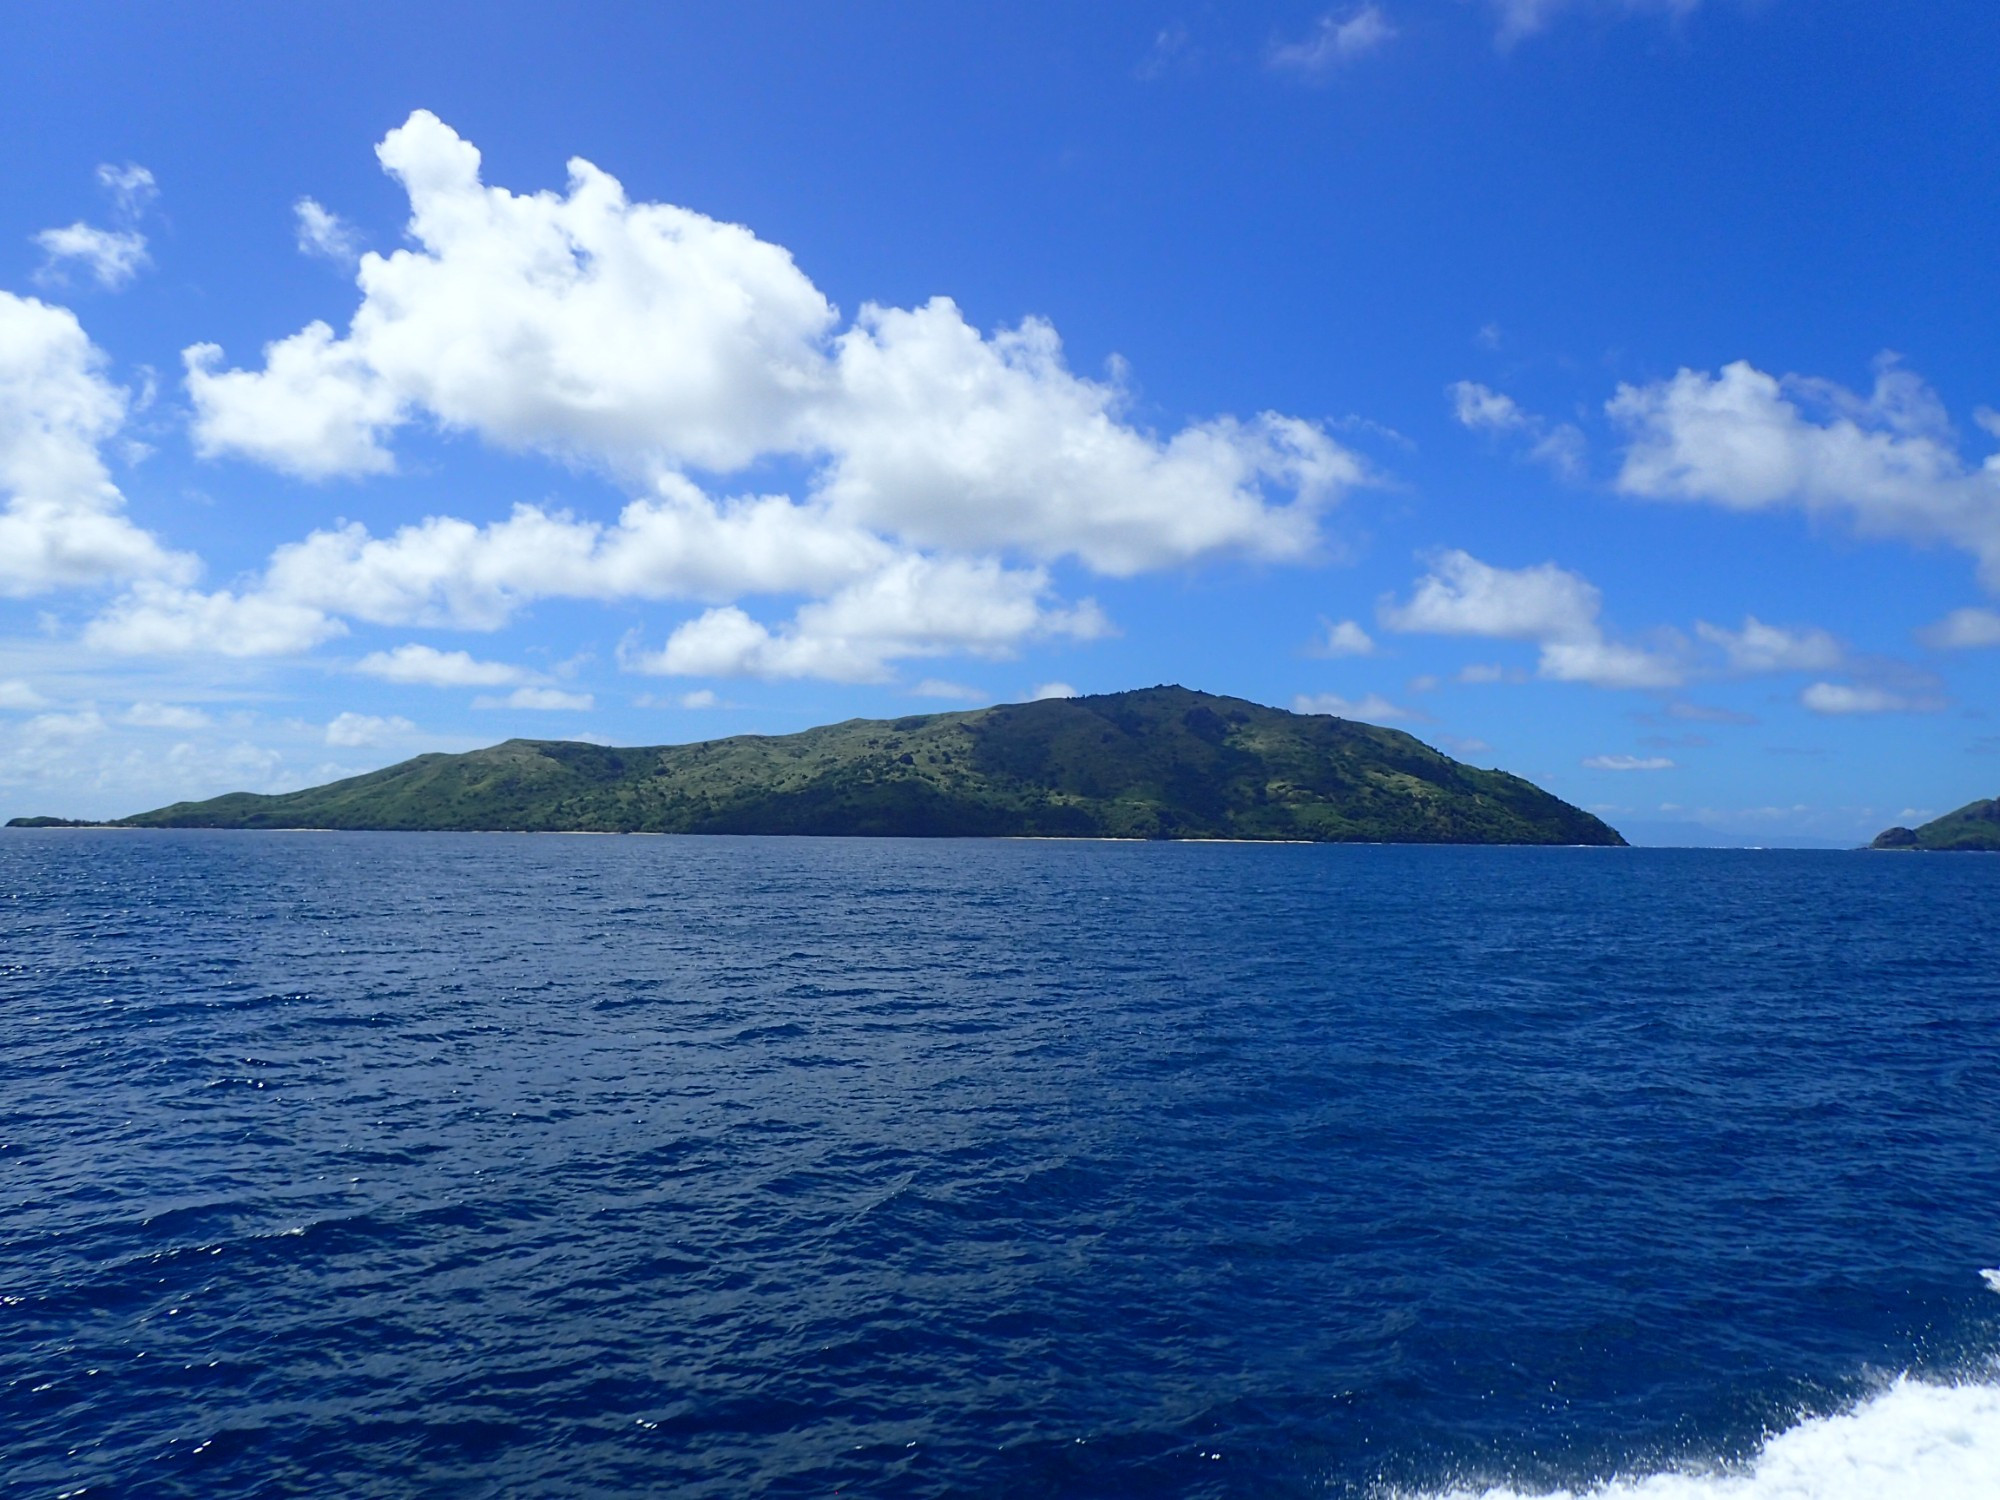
75,111,1372,686
624,556,1108,684
183,111,1363,575
1611,358,2000,588
355,644,528,687
1380,549,1682,689
182,110,838,478
0,292,191,597
260,484,896,631
89,480,905,656
814,304,1357,573
1536,638,1685,690
324,711,415,747
1383,549,1600,642
1314,618,1377,657
184,321,401,479
84,581,345,657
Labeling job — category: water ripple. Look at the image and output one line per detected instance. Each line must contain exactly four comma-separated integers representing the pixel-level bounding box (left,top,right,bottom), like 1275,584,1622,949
2,834,1997,1497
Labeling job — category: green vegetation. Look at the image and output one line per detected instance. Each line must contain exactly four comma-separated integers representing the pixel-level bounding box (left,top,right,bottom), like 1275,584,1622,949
12,686,1625,844
1870,797,2000,851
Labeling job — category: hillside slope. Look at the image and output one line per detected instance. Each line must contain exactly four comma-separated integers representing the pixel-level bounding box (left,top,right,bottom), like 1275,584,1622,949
1871,797,2000,851
27,687,1625,844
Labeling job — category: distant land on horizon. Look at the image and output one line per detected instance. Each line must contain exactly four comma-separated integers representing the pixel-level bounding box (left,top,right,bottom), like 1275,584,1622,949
1610,821,1853,852
1870,798,2000,852
5,687,1624,846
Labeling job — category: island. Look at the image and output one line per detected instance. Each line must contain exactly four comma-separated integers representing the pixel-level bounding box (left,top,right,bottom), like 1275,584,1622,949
9,685,1625,845
1870,796,2000,851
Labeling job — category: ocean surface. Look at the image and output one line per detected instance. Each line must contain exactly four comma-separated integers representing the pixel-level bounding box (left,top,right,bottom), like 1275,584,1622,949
2,832,1997,1499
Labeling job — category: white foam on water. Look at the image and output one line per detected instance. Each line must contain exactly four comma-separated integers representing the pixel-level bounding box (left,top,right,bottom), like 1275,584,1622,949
1408,1376,2000,1500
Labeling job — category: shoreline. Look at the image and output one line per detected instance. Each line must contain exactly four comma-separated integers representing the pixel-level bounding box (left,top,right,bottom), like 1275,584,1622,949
10,824,1641,847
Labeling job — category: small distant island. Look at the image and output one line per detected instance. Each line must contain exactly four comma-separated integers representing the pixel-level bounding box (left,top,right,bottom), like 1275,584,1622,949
7,685,1625,845
1871,796,2000,851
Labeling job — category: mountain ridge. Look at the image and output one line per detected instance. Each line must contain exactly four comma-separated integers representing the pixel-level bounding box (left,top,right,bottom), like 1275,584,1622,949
8,686,1625,845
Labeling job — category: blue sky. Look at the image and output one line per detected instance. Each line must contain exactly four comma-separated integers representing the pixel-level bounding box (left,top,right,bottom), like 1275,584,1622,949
3,1,1998,843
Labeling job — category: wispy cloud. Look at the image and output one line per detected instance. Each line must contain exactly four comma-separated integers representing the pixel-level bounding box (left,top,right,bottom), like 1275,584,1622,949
356,644,528,688
95,164,158,217
1136,22,1196,80
1665,701,1757,725
472,687,593,711
1489,0,1702,50
1918,606,2000,650
33,163,158,290
0,679,51,710
911,678,985,701
1695,617,1843,675
1800,682,1943,717
325,711,415,747
295,198,364,266
1270,6,1397,75
124,702,211,730
1294,690,1418,722
1448,380,1585,479
34,224,149,290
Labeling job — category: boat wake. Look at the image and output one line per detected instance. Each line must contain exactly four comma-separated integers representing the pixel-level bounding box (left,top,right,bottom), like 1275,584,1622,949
1411,1374,2000,1499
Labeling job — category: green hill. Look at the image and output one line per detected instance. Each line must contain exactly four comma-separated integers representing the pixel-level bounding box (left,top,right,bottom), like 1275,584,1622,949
12,686,1625,844
1870,797,2000,851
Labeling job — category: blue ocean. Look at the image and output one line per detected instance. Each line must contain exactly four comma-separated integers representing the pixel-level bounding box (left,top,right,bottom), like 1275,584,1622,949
3,832,1996,1498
